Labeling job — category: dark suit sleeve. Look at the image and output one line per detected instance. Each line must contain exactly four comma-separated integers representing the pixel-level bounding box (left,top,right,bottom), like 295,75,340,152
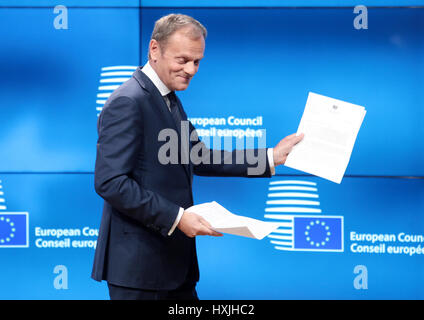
188,122,272,178
94,96,179,237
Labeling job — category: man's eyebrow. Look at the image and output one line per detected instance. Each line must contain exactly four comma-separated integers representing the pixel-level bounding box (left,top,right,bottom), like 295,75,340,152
176,54,203,60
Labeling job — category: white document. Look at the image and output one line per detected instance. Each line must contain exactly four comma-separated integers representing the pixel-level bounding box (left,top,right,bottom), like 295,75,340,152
285,92,366,184
186,201,279,240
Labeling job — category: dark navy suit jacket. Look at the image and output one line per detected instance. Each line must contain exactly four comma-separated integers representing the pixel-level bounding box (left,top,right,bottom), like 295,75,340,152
91,67,272,290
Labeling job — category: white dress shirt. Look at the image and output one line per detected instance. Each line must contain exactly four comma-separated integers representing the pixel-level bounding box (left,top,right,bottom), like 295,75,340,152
141,62,275,236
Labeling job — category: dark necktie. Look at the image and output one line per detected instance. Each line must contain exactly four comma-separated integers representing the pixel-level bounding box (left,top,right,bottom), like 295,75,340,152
166,91,182,132
166,91,190,166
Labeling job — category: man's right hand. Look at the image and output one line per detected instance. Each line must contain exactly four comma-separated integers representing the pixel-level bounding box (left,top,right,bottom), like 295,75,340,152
177,211,223,238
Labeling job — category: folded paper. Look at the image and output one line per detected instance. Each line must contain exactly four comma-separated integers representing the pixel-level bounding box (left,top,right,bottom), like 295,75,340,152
187,201,279,240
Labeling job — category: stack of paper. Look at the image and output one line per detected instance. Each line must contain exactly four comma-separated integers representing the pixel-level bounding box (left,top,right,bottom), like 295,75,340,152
285,92,366,184
186,201,280,240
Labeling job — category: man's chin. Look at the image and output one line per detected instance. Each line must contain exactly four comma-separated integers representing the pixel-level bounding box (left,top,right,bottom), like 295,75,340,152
174,83,190,91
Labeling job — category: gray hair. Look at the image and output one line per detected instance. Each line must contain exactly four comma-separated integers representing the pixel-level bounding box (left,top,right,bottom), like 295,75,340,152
148,14,207,59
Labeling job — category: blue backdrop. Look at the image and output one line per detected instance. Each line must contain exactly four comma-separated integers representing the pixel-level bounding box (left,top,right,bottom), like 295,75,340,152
0,3,422,299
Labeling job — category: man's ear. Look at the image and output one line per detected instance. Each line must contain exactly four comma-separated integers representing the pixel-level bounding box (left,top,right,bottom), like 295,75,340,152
149,39,160,62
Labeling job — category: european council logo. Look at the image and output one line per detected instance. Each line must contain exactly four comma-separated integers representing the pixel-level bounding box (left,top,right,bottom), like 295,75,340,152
96,65,137,116
0,213,29,248
264,179,344,252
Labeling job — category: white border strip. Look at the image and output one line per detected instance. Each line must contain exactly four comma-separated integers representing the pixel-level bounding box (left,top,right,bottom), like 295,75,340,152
269,186,318,192
100,77,131,83
266,200,320,206
101,66,137,71
268,192,319,198
265,207,322,213
270,180,317,186
101,71,134,77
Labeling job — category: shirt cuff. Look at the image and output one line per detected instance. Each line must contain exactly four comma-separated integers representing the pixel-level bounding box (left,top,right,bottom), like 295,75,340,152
267,148,275,176
168,207,184,236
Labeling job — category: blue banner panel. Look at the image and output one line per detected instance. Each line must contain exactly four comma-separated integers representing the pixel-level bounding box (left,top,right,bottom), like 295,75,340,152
0,8,139,172
140,0,424,7
1,1,424,7
193,175,424,299
0,7,422,175
0,174,108,299
0,1,139,7
0,174,422,299
142,8,424,176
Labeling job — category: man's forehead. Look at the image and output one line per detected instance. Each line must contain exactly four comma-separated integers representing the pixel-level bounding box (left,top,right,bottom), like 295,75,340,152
165,31,205,57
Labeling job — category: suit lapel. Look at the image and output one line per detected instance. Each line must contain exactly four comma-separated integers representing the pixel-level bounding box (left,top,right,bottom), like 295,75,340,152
133,68,192,186
133,68,178,133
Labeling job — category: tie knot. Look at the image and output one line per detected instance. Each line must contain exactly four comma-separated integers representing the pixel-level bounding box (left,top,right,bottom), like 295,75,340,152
167,91,177,105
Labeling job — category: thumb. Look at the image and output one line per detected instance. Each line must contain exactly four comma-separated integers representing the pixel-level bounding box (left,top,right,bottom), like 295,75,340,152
293,133,304,144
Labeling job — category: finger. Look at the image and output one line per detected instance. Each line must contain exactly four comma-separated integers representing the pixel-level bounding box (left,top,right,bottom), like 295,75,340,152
194,227,209,236
199,217,213,229
199,219,223,236
197,225,216,236
206,227,223,237
197,223,222,237
291,133,304,145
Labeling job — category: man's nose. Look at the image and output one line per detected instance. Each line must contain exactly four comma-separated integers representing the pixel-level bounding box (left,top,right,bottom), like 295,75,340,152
184,62,197,76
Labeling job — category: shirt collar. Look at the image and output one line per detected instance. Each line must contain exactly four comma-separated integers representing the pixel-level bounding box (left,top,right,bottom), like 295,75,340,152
141,61,171,96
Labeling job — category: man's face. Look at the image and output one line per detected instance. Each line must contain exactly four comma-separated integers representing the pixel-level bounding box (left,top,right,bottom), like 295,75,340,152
150,27,205,91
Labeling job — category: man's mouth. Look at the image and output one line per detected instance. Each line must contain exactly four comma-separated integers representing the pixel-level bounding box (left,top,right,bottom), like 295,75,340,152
178,75,190,81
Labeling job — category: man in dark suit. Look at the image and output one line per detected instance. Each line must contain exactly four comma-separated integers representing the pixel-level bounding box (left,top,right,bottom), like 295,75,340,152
92,13,303,300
